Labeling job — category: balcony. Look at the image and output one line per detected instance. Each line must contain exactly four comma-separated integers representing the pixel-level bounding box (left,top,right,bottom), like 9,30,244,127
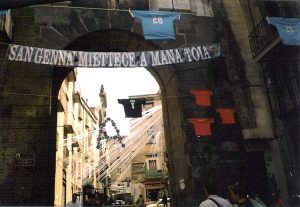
0,10,12,42
64,112,75,133
144,169,163,179
248,17,279,60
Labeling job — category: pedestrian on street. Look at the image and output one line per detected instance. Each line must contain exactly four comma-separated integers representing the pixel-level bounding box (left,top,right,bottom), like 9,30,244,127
136,194,145,207
199,179,233,207
66,193,81,207
162,192,168,207
84,193,95,207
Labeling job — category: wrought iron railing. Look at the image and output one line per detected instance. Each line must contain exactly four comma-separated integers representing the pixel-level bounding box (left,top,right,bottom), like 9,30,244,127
144,169,163,179
248,17,278,58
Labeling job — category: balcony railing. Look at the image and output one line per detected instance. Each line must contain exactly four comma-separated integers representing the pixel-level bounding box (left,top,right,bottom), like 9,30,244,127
144,169,163,179
248,17,279,58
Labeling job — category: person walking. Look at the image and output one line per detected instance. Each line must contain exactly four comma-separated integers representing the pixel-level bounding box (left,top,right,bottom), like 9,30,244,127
66,193,81,207
136,194,145,207
199,180,233,207
162,192,168,207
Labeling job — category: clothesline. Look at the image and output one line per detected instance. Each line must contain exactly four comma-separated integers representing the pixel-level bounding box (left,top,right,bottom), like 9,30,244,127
0,91,193,99
30,4,199,16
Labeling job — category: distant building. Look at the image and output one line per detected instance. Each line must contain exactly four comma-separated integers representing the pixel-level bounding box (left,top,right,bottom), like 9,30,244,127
54,70,107,206
128,93,169,202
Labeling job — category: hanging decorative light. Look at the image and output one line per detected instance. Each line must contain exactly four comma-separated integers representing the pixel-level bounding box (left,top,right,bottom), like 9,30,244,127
96,117,123,149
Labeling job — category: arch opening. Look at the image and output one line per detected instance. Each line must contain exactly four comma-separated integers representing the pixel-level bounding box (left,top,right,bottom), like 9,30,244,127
52,30,181,207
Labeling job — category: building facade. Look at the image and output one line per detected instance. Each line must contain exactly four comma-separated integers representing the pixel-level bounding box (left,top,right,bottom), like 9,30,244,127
128,93,169,203
237,1,300,204
54,70,107,206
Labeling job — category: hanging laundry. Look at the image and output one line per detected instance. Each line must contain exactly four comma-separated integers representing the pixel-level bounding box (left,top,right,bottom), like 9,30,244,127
118,98,146,118
0,10,8,16
267,17,300,46
188,118,214,136
130,10,180,40
190,89,212,107
216,108,236,124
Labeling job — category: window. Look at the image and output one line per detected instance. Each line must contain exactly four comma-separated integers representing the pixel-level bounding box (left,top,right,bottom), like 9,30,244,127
144,103,154,111
263,50,299,117
132,163,144,173
117,167,122,174
149,160,157,171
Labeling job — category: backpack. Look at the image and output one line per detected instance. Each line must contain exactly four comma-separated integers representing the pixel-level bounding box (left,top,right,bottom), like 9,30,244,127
249,198,268,207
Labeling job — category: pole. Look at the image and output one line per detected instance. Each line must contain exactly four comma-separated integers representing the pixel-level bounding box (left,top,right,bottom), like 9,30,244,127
0,0,67,10
171,0,175,11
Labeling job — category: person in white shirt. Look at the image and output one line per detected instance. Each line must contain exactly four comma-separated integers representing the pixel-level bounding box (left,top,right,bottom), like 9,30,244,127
199,180,233,207
66,193,81,207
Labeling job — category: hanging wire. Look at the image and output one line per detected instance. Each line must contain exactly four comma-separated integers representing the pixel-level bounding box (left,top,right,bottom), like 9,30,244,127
30,4,197,16
84,117,162,186
63,108,162,183
92,125,160,187
93,114,162,178
92,114,162,184
55,111,162,191
61,104,162,148
0,90,192,100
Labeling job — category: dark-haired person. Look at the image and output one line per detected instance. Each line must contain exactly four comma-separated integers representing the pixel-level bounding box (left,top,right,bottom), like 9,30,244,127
136,194,145,207
199,180,233,207
67,193,81,207
162,192,168,207
84,193,95,207
227,184,253,207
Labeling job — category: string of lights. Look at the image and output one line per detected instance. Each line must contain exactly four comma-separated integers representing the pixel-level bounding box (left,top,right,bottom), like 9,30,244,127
96,117,122,148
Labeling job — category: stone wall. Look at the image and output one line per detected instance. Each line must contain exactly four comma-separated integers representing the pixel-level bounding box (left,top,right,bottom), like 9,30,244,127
0,1,275,206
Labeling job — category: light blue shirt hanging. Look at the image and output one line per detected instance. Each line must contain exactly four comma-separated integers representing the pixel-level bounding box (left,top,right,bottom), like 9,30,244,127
130,10,180,40
0,10,8,16
267,17,300,46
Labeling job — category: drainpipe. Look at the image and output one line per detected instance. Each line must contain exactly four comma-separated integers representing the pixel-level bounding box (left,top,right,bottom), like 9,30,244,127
0,0,67,10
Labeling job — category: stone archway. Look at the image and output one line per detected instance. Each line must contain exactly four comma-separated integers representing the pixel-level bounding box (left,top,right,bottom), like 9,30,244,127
0,9,189,204
0,3,252,206
58,29,189,207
